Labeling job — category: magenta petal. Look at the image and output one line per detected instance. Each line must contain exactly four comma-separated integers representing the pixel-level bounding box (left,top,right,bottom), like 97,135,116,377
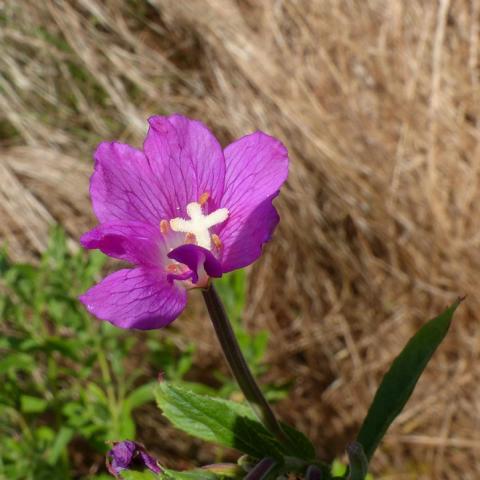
81,221,164,267
167,269,195,284
107,441,162,477
91,142,171,224
139,450,163,474
144,114,226,217
218,131,288,272
107,441,136,476
79,268,187,330
168,244,223,283
220,197,280,273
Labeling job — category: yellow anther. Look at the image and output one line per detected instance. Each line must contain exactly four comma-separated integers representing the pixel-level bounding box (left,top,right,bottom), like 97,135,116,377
199,192,210,205
185,233,196,244
160,220,170,234
212,233,222,250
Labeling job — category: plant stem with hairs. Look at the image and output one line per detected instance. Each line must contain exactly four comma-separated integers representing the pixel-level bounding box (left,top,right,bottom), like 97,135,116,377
202,283,288,445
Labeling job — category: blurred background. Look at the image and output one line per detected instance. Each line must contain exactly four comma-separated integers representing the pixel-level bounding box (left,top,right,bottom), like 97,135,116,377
1,1,480,479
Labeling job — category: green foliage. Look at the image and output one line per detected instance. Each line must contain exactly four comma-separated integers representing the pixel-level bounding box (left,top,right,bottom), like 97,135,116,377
156,382,283,460
156,382,316,463
0,227,459,480
331,460,348,477
120,468,238,480
152,302,460,480
163,471,224,480
279,423,316,462
357,300,462,462
121,472,160,480
0,228,278,479
0,228,196,479
331,460,374,480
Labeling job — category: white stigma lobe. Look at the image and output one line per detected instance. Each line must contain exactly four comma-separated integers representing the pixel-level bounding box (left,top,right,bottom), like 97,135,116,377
169,202,229,250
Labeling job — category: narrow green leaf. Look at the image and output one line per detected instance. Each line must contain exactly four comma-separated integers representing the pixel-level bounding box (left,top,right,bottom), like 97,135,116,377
121,466,240,480
156,383,283,459
20,395,48,413
281,423,316,460
0,353,34,374
120,472,159,480
357,299,462,461
243,458,277,480
200,464,242,478
47,427,74,464
163,465,241,480
117,412,136,439
163,470,221,480
124,382,156,411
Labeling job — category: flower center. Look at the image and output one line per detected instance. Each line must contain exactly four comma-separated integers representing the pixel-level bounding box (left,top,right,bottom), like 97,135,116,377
169,202,229,250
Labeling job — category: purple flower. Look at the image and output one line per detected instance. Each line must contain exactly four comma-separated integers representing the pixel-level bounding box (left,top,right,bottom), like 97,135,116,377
106,440,162,477
80,114,288,329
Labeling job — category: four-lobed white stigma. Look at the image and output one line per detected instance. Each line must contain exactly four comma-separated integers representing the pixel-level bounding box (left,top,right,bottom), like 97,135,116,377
169,202,229,250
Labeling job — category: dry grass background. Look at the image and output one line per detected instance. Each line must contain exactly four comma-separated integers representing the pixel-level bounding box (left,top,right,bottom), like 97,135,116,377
1,0,480,478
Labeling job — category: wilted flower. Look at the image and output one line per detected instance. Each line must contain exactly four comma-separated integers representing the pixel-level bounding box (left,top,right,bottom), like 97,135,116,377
80,114,288,329
106,440,162,478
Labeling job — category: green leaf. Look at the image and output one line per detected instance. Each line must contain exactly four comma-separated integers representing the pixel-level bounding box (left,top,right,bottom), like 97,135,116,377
23,336,82,360
357,299,462,461
156,383,315,461
117,412,136,439
281,423,316,461
156,383,284,459
124,382,156,410
120,472,160,480
47,427,74,464
20,395,48,413
198,464,242,478
0,352,35,374
215,271,247,323
176,380,218,397
163,466,240,480
331,460,347,477
164,472,217,480
112,382,157,440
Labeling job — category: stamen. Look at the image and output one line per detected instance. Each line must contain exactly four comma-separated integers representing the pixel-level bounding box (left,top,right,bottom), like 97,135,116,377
160,220,170,234
199,192,210,205
167,264,178,272
212,233,222,250
185,233,196,244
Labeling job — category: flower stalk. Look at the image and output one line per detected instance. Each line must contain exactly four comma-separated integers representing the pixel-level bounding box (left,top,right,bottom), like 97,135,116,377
202,283,288,445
